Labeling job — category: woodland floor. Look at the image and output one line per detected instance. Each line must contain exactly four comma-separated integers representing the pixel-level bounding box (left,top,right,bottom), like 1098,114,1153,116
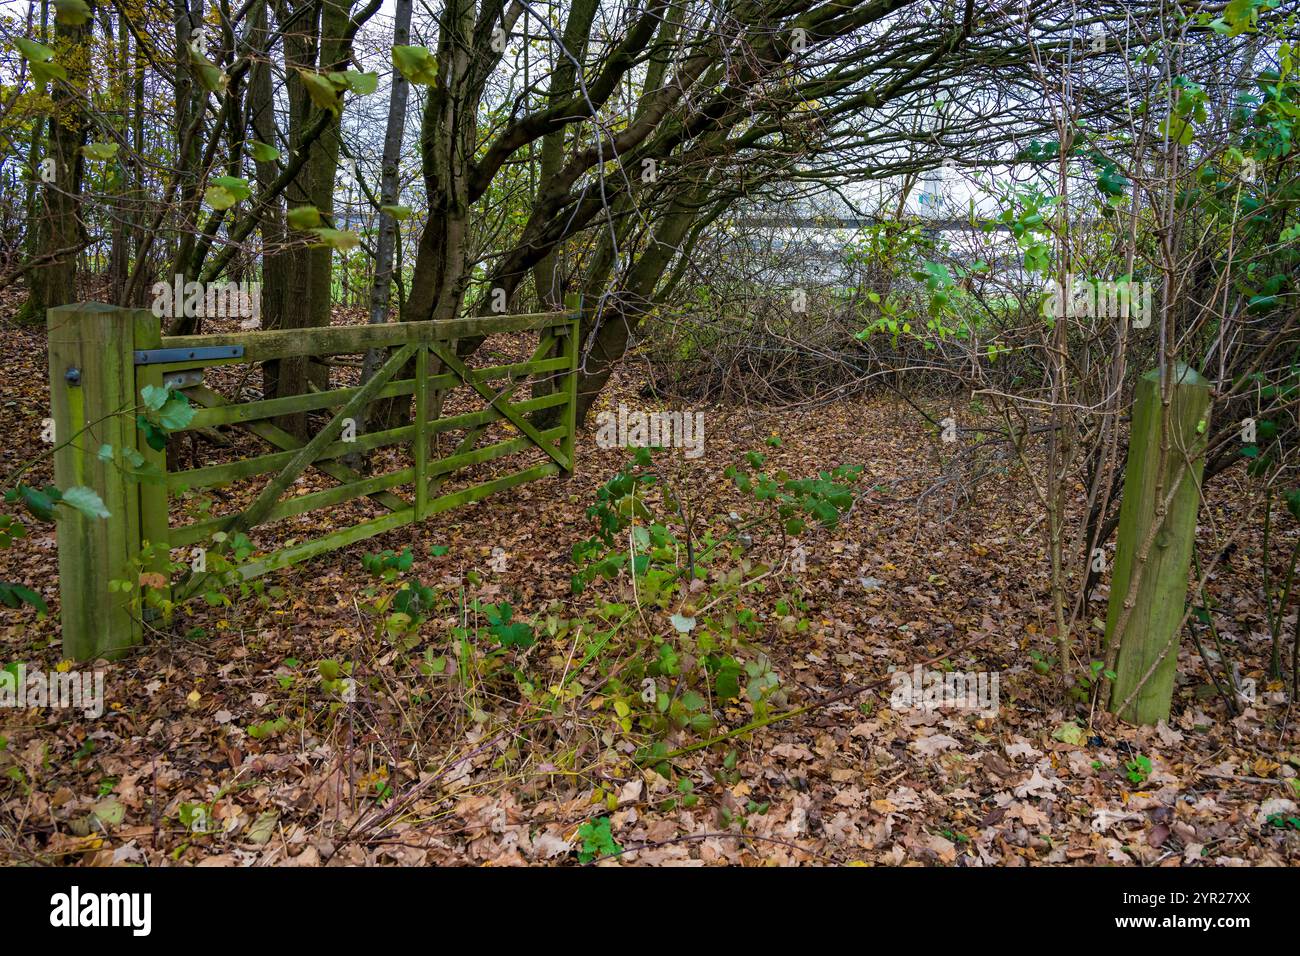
1,295,1298,867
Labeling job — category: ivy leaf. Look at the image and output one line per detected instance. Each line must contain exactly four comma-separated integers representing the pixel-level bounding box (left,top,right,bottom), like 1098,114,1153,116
247,140,280,163
380,205,412,221
204,175,251,210
59,486,111,520
310,228,360,252
53,0,92,25
287,205,322,229
392,45,438,85
14,38,67,86
81,142,119,162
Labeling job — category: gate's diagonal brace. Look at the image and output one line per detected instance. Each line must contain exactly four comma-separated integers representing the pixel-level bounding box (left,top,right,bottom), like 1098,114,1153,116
228,344,418,537
427,332,562,497
428,342,571,471
176,345,417,600
185,384,410,515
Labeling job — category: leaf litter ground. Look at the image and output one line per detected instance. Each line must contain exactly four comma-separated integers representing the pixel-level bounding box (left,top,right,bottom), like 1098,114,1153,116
1,311,1297,867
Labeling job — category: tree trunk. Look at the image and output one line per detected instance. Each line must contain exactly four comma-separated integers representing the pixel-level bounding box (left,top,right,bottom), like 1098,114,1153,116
249,0,287,388
529,0,598,310
404,0,477,324
106,4,130,302
360,0,413,383
267,0,359,433
23,0,92,322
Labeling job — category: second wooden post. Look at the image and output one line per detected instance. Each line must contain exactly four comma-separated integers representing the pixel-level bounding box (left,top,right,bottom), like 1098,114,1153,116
1104,363,1210,724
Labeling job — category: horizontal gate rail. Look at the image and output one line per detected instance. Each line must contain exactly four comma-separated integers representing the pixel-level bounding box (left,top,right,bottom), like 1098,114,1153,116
151,311,572,369
181,355,572,431
48,297,584,660
167,392,569,492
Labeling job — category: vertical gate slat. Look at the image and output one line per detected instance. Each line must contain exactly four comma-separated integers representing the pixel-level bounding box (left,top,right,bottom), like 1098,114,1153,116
415,344,428,520
562,293,582,477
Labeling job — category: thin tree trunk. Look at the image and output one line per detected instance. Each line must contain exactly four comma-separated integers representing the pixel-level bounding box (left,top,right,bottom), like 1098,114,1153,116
249,0,286,347
20,0,48,272
359,0,412,384
107,3,130,301
171,0,205,296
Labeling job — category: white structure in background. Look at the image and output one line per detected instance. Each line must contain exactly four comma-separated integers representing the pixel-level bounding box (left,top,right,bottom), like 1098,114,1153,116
916,167,950,217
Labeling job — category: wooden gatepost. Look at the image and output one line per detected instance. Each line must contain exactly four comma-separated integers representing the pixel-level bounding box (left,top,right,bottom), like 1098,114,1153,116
47,305,156,660
1103,363,1210,725
47,298,583,661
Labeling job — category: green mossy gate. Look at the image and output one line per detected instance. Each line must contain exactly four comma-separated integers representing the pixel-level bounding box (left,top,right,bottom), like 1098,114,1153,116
47,299,581,661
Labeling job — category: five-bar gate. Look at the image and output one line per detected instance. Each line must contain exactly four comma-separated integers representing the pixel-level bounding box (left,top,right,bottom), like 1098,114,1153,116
46,299,581,660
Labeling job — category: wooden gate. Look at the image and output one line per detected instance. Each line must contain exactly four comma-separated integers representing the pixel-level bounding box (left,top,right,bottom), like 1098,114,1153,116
46,299,581,660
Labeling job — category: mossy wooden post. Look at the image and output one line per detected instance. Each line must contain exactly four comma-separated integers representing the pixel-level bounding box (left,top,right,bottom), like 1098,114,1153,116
1104,364,1210,724
561,293,581,478
47,304,150,660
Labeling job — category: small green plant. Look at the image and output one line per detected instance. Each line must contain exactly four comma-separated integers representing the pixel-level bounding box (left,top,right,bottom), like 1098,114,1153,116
359,547,438,651
247,716,290,740
576,816,621,863
361,546,415,580
478,601,535,648
561,448,865,760
1028,649,1055,675
1124,754,1152,785
1071,659,1117,702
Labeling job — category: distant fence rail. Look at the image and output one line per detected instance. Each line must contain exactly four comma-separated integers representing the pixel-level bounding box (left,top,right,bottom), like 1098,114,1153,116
47,298,581,660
